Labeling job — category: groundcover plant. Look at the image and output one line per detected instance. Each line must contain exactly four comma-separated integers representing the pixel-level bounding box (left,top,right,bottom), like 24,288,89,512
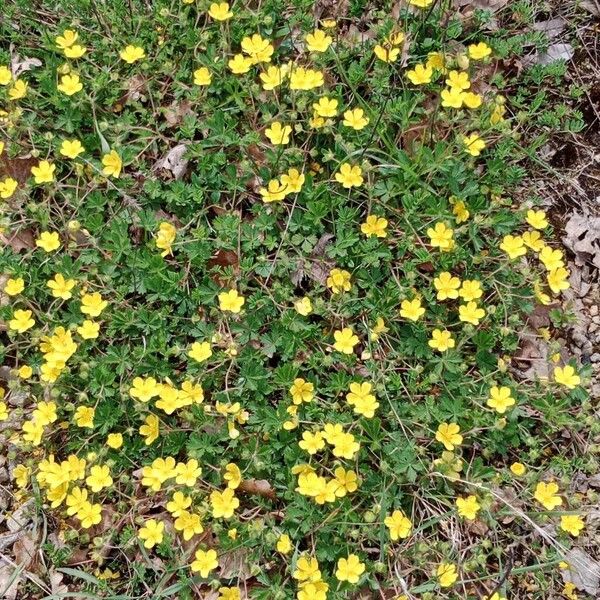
0,0,594,598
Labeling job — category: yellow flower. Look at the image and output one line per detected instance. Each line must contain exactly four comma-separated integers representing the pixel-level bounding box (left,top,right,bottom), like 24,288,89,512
57,73,83,95
77,501,102,528
265,121,292,145
487,386,515,414
306,29,332,52
440,87,465,108
428,329,455,352
289,67,324,90
193,66,212,86
560,515,585,536
0,65,12,85
4,277,24,296
0,176,18,198
327,268,352,293
563,582,578,600
17,365,33,379
218,288,245,313
500,234,526,259
427,222,453,249
8,80,28,100
210,487,239,518
138,519,164,549
129,376,159,402
384,510,412,540
120,45,145,63
106,433,123,449
81,292,107,317
437,563,458,587
101,150,123,178
446,70,470,90
534,481,562,510
468,42,492,60
361,214,387,238
406,63,433,85
22,419,44,445
462,133,486,156
228,54,253,74
293,555,321,582
553,365,580,389
299,431,325,454
526,209,548,230
60,139,85,159
35,231,61,251
9,309,35,333
463,92,482,109
335,554,365,584
167,491,192,517
208,2,233,20
188,341,212,363
435,422,463,451
86,464,112,492
31,160,56,184
294,297,313,316
75,405,95,428
342,108,369,130
139,415,160,446
190,548,218,577
510,462,526,476
335,163,363,188
259,178,287,202
346,382,379,418
547,267,570,294
174,510,204,540
279,168,305,194
77,320,100,339
156,222,177,257
458,301,485,325
13,464,30,488
374,44,400,63
290,378,314,404
313,96,338,117
0,402,8,422
409,0,434,6
241,33,274,63
400,298,425,321
434,271,460,300
522,230,545,252
427,51,447,72
64,45,87,59
259,66,287,90
47,273,76,299
459,279,482,302
456,495,480,520
333,327,359,354
32,401,57,426
56,29,78,49
332,432,360,459
276,533,292,554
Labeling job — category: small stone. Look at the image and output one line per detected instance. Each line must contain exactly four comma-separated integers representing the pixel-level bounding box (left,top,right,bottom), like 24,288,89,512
590,305,599,316
591,353,600,363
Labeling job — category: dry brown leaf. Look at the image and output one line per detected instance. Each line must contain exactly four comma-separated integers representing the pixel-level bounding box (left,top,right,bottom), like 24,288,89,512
218,547,252,580
562,548,600,596
563,213,600,269
0,229,35,252
238,478,276,500
0,565,20,600
12,532,38,570
153,144,189,180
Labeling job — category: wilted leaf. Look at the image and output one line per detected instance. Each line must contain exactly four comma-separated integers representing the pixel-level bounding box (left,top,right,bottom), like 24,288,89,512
238,478,276,500
563,213,600,269
562,548,600,596
0,565,20,600
153,144,189,180
218,547,252,580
